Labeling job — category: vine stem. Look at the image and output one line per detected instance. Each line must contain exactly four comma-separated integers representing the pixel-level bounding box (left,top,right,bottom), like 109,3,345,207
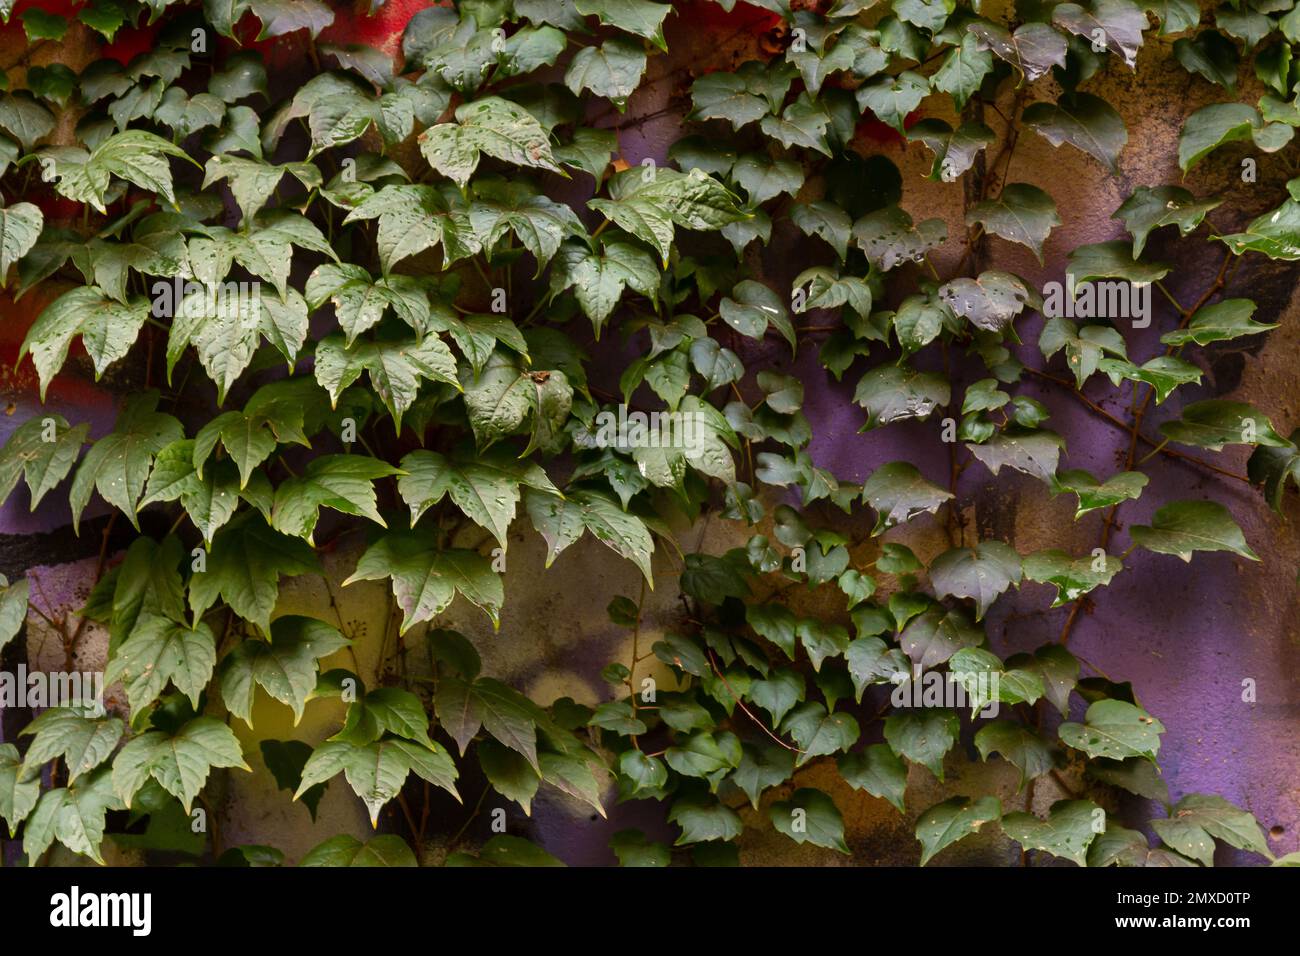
707,650,802,754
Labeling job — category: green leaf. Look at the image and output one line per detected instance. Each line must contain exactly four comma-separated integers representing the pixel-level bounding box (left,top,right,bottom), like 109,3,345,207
838,743,908,812
781,702,860,766
929,541,1021,620
1158,399,1287,450
112,716,249,813
0,92,54,149
590,168,745,265
219,616,349,726
861,461,952,535
271,454,400,543
69,392,183,533
1067,239,1170,284
1052,0,1145,68
974,721,1056,788
1173,30,1238,90
45,129,194,213
1022,92,1127,171
19,708,123,784
564,37,647,109
966,428,1065,483
297,737,457,825
610,828,671,866
419,96,561,186
965,183,1060,263
1022,548,1122,606
855,71,929,133
1130,500,1258,562
1088,824,1197,866
0,743,40,836
104,613,216,712
1001,799,1102,866
1059,699,1165,761
1218,199,1300,260
1177,102,1286,172
0,414,88,511
300,833,418,867
0,201,41,283
884,709,959,779
549,239,658,337
1151,794,1272,866
854,365,950,429
345,531,505,632
526,487,655,585
1114,185,1222,258
460,350,572,452
932,32,992,109
852,205,947,271
188,513,322,636
344,184,481,273
691,61,794,129
668,793,743,844
23,767,122,864
915,795,1001,865
760,94,832,155
720,279,795,351
574,0,671,47
770,788,849,853
1160,299,1275,347
20,286,151,400
315,332,460,431
967,21,1067,82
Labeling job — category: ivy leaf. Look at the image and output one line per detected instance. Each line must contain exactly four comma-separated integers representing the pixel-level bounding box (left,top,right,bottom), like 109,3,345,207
1146,0,1198,35
1059,699,1165,761
838,744,908,812
574,0,671,48
247,0,334,39
553,127,616,181
770,788,849,853
1001,799,1102,866
469,177,583,266
297,738,457,825
202,154,320,224
419,96,561,186
0,92,55,149
1088,825,1197,866
690,61,793,129
884,709,959,779
1039,318,1127,387
908,119,995,183
966,428,1065,483
932,32,992,109
1173,30,1238,90
974,721,1056,788
0,200,41,283
760,94,832,155
22,767,122,864
45,129,194,213
790,202,851,261
1151,794,1272,866
69,391,183,533
20,286,151,400
0,414,88,510
967,21,1067,81
19,708,123,784
0,743,40,836
345,532,504,631
965,183,1060,263
305,263,429,345
564,37,647,110
300,833,418,867
1114,185,1222,257
929,541,1021,620
219,616,349,727
861,461,952,535
112,716,249,813
314,332,460,431
854,365,950,429
548,239,658,337
855,71,929,133
780,703,860,766
344,184,481,273
852,206,947,271
104,613,216,712
1130,500,1258,562
188,513,322,636
899,606,984,669
397,446,560,548
1158,399,1287,450
460,349,573,452
1067,239,1170,284
915,795,1001,865
1160,299,1275,347
589,168,745,265
1177,103,1287,173
525,487,655,585
1022,549,1121,606
1023,93,1127,171
938,270,1038,332
668,793,743,844
1052,0,1145,68
720,279,795,351
1218,199,1300,260
271,454,401,543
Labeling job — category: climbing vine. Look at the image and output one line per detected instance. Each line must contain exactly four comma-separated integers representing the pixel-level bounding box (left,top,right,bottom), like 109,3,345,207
0,0,1295,867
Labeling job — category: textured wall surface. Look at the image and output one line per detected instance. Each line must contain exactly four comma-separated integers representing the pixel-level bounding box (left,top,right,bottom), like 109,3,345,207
1,1,1297,866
